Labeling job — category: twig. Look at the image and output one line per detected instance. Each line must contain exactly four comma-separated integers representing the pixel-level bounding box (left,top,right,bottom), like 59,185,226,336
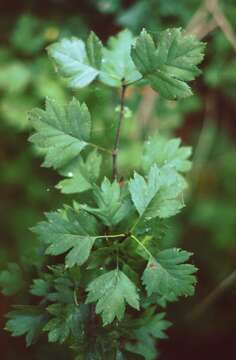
196,18,218,40
189,269,236,321
112,82,127,180
206,0,236,51
185,3,208,35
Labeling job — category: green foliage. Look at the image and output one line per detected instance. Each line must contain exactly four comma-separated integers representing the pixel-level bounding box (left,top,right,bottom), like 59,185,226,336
32,207,99,268
126,311,171,359
48,33,102,88
29,97,91,169
142,135,192,173
4,24,205,360
129,165,186,219
0,263,24,296
86,269,140,325
142,248,197,298
5,306,48,347
57,149,102,194
131,28,205,100
81,178,132,226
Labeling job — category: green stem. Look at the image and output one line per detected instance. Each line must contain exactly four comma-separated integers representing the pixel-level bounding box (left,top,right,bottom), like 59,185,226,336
130,216,142,233
87,142,112,155
131,234,153,259
99,233,126,239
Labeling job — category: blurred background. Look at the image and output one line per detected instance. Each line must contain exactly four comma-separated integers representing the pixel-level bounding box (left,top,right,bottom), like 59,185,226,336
0,0,236,359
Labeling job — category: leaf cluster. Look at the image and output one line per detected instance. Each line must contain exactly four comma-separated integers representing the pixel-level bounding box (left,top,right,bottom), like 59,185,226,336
3,27,204,360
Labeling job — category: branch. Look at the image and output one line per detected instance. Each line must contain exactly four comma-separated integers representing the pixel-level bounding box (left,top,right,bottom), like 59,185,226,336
206,0,236,52
189,269,236,321
112,82,127,180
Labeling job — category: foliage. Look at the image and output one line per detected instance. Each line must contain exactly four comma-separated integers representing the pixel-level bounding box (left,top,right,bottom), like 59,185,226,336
2,25,205,360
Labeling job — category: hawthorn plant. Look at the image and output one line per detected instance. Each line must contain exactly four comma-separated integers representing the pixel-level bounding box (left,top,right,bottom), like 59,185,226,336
5,28,205,359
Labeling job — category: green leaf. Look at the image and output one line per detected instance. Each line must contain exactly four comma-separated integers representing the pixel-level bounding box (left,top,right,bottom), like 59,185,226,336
32,206,99,268
100,30,141,87
142,134,192,174
30,278,52,297
131,28,205,100
81,178,133,226
43,304,78,343
129,164,186,219
86,269,140,325
30,266,75,304
142,248,197,298
86,31,103,69
57,150,102,194
47,34,102,88
5,306,47,346
0,263,24,296
126,312,171,360
29,97,91,170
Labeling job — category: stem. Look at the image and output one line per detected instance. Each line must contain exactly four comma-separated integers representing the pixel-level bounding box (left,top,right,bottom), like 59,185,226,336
99,233,126,239
125,76,143,86
131,234,153,259
73,288,79,306
87,142,112,155
130,216,142,233
112,82,127,180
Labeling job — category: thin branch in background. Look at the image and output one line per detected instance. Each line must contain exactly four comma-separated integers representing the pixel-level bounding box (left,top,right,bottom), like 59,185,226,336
196,18,218,40
112,82,127,180
185,3,208,35
189,269,236,321
206,0,236,51
190,93,216,190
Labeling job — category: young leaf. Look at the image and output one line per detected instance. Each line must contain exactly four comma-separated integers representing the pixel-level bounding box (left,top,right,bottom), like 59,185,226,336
129,164,186,220
142,248,197,298
47,34,102,88
0,263,24,296
131,28,205,100
86,269,140,325
29,97,91,170
142,134,192,174
100,29,141,87
5,306,47,346
32,207,99,268
81,177,133,226
56,149,102,194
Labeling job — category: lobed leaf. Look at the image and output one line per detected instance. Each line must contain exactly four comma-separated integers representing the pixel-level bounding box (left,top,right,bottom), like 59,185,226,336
32,206,99,268
81,177,133,226
142,248,197,298
86,269,140,325
129,164,186,220
142,134,192,174
47,33,102,88
5,306,47,346
131,28,205,100
57,149,102,194
29,97,91,170
126,312,171,360
100,29,141,87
